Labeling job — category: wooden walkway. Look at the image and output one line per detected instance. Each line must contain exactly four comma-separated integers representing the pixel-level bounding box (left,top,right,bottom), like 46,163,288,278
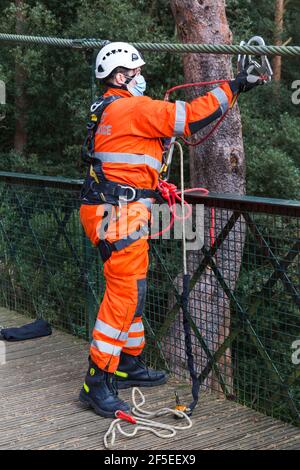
0,307,299,450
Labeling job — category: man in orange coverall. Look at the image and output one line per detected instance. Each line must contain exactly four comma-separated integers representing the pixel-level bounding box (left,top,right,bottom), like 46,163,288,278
79,42,261,417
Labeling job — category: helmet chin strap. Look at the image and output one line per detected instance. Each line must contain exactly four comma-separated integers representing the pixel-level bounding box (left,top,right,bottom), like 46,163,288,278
105,72,136,91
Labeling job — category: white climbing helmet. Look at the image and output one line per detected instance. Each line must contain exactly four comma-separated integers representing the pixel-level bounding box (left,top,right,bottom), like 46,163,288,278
95,42,145,79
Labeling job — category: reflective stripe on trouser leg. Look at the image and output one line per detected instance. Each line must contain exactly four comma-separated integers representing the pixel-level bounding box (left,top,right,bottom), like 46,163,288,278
122,278,147,356
122,316,145,356
91,318,129,368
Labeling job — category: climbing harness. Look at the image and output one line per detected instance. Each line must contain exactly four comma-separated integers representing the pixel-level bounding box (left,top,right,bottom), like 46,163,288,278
104,387,192,449
238,36,273,83
81,94,163,208
80,93,164,263
81,95,122,165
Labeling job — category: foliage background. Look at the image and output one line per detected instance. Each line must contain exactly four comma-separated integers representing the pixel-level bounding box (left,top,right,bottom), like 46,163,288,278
0,0,299,425
0,0,299,198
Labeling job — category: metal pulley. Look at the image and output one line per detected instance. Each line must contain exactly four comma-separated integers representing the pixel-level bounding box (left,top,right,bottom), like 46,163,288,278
237,36,273,83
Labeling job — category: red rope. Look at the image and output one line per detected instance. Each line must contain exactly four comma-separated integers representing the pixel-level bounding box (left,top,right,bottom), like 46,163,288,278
163,79,229,101
164,79,234,147
152,79,238,245
149,180,208,239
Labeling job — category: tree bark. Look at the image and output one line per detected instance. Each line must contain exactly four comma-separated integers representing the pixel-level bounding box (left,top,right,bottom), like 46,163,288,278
166,0,246,396
273,0,284,83
14,0,28,155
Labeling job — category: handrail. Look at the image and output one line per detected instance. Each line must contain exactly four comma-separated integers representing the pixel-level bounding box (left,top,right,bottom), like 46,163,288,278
0,171,299,216
0,169,299,425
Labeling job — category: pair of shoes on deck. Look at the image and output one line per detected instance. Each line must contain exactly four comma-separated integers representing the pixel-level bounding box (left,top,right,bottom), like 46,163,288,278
79,353,167,418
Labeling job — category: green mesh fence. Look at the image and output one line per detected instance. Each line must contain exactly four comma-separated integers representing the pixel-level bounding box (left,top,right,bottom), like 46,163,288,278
0,172,299,426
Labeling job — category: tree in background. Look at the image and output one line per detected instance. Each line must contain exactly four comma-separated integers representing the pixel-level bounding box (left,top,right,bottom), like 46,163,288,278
0,0,179,174
273,0,285,83
226,0,300,200
165,0,246,394
0,0,299,196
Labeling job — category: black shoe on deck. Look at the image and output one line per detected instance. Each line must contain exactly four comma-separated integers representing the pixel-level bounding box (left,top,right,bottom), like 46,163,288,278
116,352,167,389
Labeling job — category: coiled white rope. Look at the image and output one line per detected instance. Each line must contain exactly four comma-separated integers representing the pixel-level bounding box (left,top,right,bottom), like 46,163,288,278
104,387,193,449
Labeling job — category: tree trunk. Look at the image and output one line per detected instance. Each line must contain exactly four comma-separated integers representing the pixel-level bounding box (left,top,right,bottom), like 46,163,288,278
273,0,284,83
14,0,28,154
166,0,246,396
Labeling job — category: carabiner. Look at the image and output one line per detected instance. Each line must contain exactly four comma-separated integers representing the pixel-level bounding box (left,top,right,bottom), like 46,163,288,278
160,136,176,182
237,36,273,83
119,185,136,203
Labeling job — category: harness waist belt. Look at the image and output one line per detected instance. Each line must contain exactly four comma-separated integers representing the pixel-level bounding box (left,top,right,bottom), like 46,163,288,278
90,180,164,204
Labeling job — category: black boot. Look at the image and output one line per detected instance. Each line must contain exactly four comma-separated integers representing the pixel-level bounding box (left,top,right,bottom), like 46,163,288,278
79,358,130,418
116,352,167,389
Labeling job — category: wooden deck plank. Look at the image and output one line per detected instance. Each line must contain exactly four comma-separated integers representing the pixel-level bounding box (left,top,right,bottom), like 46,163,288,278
0,308,299,450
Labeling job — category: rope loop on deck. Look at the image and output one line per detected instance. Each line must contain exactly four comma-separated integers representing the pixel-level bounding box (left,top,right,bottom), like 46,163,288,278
104,387,192,449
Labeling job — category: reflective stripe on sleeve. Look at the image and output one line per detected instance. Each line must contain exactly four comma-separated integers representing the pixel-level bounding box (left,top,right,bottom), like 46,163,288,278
210,87,229,115
174,100,187,136
94,152,161,173
94,319,128,342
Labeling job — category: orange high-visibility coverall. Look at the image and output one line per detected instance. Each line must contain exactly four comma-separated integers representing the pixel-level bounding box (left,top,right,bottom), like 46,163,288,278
80,83,234,373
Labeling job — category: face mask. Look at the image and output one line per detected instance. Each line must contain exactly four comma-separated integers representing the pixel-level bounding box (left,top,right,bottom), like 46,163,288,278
127,74,146,96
